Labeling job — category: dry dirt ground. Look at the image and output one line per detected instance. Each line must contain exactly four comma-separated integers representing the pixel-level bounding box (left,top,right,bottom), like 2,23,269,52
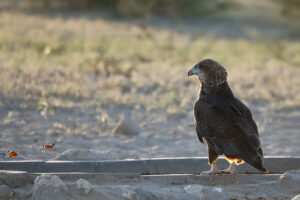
0,100,300,161
0,1,299,162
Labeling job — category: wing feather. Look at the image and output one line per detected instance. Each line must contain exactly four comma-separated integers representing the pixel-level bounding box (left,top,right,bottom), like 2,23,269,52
194,93,264,167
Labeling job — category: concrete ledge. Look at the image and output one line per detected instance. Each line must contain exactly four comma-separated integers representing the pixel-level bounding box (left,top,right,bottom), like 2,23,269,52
0,156,299,174
0,172,281,186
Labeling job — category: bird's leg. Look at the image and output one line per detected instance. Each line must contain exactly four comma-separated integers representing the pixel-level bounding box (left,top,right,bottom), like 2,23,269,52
200,161,220,175
221,162,236,174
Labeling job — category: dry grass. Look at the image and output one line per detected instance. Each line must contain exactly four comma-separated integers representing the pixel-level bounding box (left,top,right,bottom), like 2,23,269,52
0,11,299,116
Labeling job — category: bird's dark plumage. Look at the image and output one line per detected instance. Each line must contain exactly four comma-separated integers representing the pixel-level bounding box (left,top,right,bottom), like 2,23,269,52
189,59,267,173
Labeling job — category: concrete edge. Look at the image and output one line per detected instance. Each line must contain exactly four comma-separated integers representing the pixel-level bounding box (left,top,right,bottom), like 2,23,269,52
0,157,299,174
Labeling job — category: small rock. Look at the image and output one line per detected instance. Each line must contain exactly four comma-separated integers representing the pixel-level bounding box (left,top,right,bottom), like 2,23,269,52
0,184,14,198
214,187,223,193
184,185,228,200
76,178,93,195
292,194,300,200
0,171,34,188
120,185,137,199
138,132,148,137
112,114,141,136
53,149,119,160
184,184,204,197
92,185,137,199
279,170,300,185
32,173,67,200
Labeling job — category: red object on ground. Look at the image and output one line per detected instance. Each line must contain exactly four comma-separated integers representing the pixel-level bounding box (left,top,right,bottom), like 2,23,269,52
8,150,18,158
43,141,56,150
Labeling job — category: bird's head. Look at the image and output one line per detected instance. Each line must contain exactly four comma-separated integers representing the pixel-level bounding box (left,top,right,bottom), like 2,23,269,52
188,59,227,86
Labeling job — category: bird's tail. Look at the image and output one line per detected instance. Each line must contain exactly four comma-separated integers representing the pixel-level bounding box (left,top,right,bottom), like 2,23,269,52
251,157,268,173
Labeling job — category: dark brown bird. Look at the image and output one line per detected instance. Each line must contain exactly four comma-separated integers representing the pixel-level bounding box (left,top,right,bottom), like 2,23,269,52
188,59,267,174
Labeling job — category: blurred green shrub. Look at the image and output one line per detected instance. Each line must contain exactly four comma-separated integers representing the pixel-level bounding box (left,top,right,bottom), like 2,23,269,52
278,0,300,18
117,0,234,18
9,0,234,18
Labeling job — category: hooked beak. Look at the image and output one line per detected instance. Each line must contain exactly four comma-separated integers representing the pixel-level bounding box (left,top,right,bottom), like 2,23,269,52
188,66,201,77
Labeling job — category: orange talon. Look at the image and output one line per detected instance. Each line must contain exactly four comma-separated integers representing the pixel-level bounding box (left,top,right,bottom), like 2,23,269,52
8,150,18,158
43,141,56,150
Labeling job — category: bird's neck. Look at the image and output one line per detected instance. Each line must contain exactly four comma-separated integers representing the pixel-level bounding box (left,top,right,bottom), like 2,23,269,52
200,82,234,98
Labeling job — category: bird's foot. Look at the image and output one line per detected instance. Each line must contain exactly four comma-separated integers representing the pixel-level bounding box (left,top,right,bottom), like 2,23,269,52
220,163,236,175
201,163,236,175
200,163,222,175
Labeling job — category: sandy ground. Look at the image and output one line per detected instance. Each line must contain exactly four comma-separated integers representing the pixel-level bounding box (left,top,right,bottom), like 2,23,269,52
0,103,300,161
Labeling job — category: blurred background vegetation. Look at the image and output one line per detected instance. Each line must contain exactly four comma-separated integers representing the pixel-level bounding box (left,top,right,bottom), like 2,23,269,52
3,0,300,19
4,0,235,18
0,0,299,110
